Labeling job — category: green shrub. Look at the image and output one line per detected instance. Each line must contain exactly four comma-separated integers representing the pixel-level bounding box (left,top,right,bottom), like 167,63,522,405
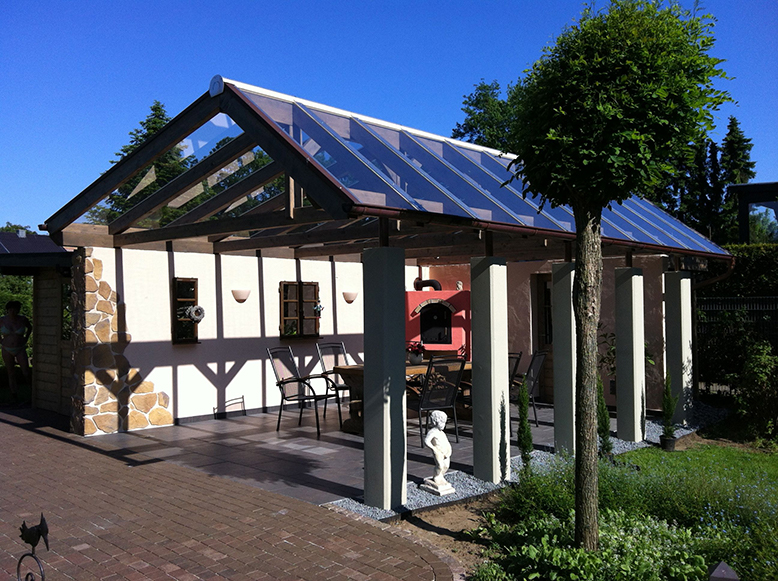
662,372,679,438
472,510,714,581
598,376,613,455
493,451,778,581
516,378,534,470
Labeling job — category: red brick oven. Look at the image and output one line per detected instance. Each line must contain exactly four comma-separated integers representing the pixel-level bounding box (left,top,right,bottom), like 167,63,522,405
405,278,471,359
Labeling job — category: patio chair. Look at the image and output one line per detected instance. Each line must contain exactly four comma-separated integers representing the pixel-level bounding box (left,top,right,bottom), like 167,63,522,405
316,341,350,428
518,350,546,429
267,346,334,438
407,356,466,447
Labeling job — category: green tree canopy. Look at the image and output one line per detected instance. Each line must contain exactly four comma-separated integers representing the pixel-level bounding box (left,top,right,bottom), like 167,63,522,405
492,0,730,550
451,80,512,150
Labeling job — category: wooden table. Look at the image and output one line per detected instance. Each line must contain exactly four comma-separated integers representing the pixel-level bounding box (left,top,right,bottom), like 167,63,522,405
333,362,472,434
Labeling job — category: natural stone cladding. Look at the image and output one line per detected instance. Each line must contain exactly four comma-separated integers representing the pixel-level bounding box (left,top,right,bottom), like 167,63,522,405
70,248,173,435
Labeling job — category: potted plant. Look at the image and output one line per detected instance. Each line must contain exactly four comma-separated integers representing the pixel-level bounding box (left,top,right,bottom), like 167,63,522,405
660,372,679,451
406,341,425,365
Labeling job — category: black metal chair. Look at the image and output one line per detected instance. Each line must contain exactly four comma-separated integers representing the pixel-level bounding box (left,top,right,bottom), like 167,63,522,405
316,341,350,428
267,346,334,438
508,350,524,395
407,356,466,447
519,351,546,428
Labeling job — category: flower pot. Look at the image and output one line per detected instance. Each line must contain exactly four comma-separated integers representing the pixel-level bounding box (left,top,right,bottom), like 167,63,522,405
660,434,677,452
408,352,424,365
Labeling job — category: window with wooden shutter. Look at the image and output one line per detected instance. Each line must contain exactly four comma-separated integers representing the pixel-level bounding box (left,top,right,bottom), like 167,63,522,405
280,281,320,337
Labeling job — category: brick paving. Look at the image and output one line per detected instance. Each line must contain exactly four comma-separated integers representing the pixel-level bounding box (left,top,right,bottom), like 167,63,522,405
0,410,455,580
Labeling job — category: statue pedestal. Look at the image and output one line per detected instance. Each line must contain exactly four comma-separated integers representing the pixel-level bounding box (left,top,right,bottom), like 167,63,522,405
420,477,455,496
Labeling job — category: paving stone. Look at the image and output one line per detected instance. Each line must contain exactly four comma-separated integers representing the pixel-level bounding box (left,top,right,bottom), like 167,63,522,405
0,409,454,580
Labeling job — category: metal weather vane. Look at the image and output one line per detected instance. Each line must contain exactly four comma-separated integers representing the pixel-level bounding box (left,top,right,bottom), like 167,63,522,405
17,513,48,580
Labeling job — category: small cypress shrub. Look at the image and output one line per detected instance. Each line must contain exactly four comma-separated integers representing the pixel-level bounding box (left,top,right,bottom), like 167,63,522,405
662,372,679,438
516,377,534,470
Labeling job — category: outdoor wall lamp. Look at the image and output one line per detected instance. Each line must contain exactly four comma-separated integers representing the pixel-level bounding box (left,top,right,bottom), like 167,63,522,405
231,289,251,303
342,291,358,304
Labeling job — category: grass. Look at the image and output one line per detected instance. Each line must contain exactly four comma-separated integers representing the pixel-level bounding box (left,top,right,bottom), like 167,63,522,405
470,432,778,581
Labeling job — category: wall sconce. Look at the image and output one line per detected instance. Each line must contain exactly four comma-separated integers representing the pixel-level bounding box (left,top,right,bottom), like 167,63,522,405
231,289,251,303
342,291,358,304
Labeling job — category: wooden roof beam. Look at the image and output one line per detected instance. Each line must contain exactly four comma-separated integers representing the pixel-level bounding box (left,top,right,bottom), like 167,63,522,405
113,206,329,247
219,85,356,220
167,161,283,226
109,132,257,235
213,219,376,253
44,92,221,235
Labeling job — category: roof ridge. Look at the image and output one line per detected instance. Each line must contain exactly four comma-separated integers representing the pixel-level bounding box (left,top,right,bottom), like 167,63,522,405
210,75,515,160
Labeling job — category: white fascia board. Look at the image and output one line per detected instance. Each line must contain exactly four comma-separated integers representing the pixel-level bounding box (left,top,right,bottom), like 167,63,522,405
213,76,516,161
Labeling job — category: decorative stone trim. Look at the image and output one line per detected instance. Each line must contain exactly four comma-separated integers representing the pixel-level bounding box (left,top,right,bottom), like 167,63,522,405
70,248,173,436
412,298,457,315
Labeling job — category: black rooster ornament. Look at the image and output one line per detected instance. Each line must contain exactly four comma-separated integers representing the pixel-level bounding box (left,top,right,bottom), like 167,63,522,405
19,514,48,554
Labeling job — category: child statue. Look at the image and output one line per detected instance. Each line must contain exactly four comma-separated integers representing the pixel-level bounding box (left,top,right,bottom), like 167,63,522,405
420,410,456,496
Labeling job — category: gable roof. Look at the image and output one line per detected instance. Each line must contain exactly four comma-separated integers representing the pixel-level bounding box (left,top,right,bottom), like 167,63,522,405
44,76,730,265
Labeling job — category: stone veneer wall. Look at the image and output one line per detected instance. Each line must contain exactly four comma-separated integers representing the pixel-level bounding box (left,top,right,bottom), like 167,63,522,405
70,248,173,435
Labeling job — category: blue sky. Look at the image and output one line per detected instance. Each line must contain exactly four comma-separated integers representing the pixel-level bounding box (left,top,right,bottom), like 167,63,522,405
1,0,776,232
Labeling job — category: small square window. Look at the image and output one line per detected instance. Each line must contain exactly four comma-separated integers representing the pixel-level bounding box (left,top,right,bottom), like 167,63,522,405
280,281,320,338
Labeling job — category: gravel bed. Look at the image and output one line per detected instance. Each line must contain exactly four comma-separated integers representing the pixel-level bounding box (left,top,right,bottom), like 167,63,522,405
325,401,729,521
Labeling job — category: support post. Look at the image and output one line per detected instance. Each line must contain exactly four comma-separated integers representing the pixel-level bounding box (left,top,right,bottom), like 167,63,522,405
665,271,693,424
362,247,407,509
552,262,576,453
470,256,510,483
615,267,645,442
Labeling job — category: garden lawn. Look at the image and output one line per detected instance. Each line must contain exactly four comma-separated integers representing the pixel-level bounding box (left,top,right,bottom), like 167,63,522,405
471,444,778,581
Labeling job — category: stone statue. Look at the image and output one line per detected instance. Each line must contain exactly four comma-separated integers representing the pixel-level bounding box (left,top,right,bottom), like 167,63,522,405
420,410,455,496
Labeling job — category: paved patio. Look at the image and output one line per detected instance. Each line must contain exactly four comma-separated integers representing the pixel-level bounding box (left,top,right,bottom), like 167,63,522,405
89,403,557,505
0,402,559,580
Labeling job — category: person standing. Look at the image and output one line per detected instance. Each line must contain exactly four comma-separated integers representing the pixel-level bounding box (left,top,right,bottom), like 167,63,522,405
1,300,32,401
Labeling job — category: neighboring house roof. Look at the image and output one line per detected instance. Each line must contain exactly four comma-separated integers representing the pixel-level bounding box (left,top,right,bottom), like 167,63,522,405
0,231,71,275
43,76,730,265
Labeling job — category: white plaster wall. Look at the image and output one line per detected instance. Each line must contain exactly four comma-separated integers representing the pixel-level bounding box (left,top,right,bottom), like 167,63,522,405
87,247,419,424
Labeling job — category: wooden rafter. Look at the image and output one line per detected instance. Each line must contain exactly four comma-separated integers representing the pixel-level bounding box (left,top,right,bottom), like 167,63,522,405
113,206,329,247
218,85,356,220
108,132,257,235
45,92,222,235
167,161,283,226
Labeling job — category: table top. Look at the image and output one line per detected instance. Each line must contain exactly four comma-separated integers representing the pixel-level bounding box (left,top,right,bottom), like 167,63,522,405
333,361,471,376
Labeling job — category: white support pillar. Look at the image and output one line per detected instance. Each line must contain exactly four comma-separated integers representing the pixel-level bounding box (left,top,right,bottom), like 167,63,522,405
615,267,646,442
470,257,510,483
552,262,576,453
665,271,693,424
362,247,407,509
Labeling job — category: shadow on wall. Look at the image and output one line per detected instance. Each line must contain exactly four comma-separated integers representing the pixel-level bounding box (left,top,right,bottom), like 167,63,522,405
73,248,364,436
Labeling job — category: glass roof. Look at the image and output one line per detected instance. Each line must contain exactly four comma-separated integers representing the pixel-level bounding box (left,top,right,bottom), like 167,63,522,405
232,83,727,257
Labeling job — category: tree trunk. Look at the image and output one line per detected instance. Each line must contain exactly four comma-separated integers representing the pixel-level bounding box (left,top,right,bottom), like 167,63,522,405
572,206,602,551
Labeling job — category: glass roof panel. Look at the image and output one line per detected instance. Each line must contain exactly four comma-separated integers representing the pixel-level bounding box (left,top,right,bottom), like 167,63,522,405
291,104,419,210
608,199,690,248
392,130,530,225
438,141,573,231
233,84,729,257
91,113,253,228
240,91,418,210
624,197,726,254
